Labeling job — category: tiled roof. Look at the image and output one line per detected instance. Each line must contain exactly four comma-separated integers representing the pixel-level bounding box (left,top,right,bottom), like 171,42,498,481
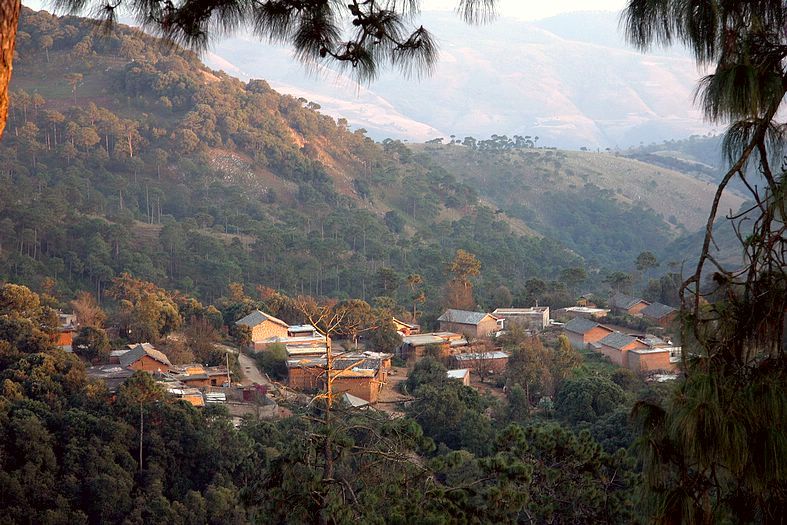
611,293,647,310
563,317,601,334
119,343,172,368
437,309,496,325
641,302,677,320
599,332,639,350
235,310,289,328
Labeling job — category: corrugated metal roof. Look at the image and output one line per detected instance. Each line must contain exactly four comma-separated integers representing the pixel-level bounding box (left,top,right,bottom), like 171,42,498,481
447,369,469,379
235,310,289,328
437,309,497,325
454,351,509,360
563,317,600,334
402,334,448,346
641,302,676,320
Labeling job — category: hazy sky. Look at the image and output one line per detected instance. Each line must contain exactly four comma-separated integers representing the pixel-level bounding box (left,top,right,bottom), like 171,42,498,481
24,0,627,21
425,0,626,20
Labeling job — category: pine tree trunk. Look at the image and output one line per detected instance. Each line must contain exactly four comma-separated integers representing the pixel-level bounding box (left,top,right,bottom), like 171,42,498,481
0,0,21,140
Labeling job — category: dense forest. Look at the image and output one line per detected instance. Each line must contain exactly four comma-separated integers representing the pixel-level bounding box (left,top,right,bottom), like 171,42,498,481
0,8,596,318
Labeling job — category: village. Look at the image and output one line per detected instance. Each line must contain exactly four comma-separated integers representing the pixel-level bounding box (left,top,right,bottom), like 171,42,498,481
52,290,682,417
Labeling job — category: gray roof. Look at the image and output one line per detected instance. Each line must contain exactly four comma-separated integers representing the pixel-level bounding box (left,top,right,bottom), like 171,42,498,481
610,293,647,310
599,332,639,350
563,317,601,334
437,309,496,325
641,302,677,320
235,310,289,328
454,351,509,360
119,343,172,368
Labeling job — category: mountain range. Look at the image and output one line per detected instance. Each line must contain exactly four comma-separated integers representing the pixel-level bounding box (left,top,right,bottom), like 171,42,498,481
205,10,717,148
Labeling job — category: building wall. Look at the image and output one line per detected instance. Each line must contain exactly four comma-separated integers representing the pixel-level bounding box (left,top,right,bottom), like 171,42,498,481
585,326,613,344
251,320,289,342
565,331,587,350
628,302,649,316
128,355,170,373
628,351,676,373
598,345,626,366
332,376,381,403
288,366,323,391
401,342,450,361
439,318,497,339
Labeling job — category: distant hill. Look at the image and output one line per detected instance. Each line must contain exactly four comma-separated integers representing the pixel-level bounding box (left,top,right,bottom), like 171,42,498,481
206,10,717,147
0,8,582,308
411,142,744,268
0,8,740,310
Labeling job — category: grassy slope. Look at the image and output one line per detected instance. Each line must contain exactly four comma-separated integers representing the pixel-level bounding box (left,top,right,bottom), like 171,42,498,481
414,145,743,234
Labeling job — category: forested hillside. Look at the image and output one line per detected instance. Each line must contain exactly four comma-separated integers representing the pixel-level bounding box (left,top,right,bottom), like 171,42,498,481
1,8,580,312
411,140,743,269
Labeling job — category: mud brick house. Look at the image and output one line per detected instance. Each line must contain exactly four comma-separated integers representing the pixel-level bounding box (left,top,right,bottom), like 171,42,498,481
171,365,231,388
452,350,509,374
447,368,471,386
287,354,388,403
592,332,650,367
492,307,550,330
554,306,610,321
437,309,500,339
119,343,172,373
627,347,680,373
235,310,290,350
563,317,615,350
640,302,678,328
398,332,467,361
610,293,651,316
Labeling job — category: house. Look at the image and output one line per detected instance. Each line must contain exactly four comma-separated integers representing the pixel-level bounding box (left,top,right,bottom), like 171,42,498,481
398,332,467,361
286,353,387,403
57,312,78,330
594,332,649,367
563,317,614,350
577,294,597,308
109,349,130,364
393,317,420,336
119,343,172,373
330,356,386,403
641,302,678,328
53,330,75,352
86,364,135,393
288,324,320,338
446,368,471,386
170,365,231,388
437,309,500,338
287,357,325,391
610,293,651,316
492,307,550,330
553,306,610,321
627,346,680,373
452,351,509,374
235,310,290,350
